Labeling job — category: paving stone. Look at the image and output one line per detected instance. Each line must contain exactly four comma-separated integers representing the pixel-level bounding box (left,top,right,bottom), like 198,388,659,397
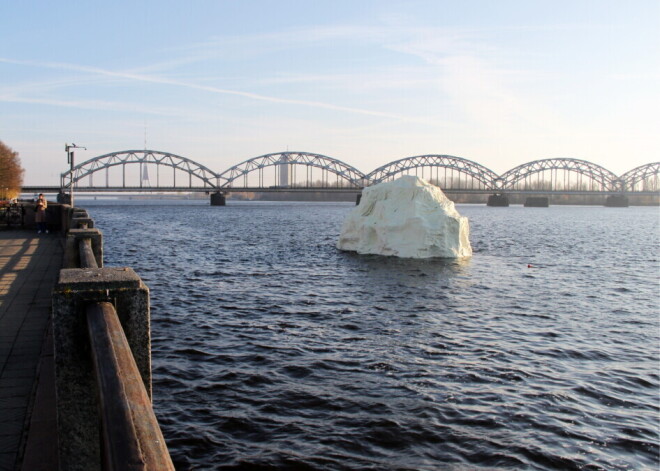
0,231,63,470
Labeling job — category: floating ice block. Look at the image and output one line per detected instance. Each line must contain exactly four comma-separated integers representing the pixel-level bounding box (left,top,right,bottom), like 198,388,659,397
337,175,472,258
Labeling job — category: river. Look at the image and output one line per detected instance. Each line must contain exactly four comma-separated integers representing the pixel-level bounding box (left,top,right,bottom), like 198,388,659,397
84,200,659,470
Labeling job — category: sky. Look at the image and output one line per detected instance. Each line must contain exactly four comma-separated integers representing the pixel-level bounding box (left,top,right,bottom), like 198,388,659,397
1,0,658,184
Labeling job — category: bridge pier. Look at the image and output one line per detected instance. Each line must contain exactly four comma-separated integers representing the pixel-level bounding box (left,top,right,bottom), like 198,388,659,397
487,194,509,207
605,195,629,207
210,192,226,206
524,197,549,207
356,193,362,206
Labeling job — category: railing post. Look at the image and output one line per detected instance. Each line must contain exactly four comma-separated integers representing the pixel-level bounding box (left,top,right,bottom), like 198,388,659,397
72,214,95,229
71,209,94,227
52,267,151,471
65,228,103,268
79,238,99,268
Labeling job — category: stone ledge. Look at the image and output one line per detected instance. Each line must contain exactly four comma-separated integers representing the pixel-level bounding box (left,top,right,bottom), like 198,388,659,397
57,267,143,290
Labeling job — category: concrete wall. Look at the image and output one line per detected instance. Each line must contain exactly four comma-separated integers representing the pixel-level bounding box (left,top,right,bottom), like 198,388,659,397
51,207,158,471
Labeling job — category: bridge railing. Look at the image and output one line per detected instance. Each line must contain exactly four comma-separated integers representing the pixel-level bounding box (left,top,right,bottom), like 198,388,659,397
52,206,174,471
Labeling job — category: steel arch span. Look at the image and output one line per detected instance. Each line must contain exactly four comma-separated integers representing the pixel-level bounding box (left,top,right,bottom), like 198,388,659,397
61,150,222,189
217,151,367,188
366,155,501,189
619,162,660,191
499,158,619,191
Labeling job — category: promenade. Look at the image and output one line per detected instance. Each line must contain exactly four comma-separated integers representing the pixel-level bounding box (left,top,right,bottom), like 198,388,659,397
0,231,62,471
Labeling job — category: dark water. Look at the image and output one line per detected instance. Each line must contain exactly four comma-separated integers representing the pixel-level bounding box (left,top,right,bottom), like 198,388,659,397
85,200,659,470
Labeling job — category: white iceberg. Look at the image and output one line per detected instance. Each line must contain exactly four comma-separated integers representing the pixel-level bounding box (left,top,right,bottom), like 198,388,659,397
337,175,472,258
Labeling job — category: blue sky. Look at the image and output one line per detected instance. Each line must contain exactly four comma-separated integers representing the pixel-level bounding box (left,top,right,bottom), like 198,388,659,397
1,0,658,184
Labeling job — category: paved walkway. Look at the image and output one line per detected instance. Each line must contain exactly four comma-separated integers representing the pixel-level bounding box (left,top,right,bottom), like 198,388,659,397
0,230,62,471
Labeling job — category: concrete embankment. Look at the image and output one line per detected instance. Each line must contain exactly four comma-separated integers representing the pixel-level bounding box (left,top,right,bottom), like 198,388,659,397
1,201,172,471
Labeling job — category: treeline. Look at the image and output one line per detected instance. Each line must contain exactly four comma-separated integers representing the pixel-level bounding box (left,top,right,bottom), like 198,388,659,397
247,175,659,193
229,190,658,206
0,141,24,200
230,191,357,202
226,175,659,205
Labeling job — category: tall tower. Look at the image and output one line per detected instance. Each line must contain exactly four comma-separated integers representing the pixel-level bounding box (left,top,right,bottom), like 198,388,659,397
141,162,150,187
279,154,289,187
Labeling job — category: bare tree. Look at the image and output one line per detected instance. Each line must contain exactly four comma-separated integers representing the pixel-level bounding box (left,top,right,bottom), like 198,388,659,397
0,141,24,200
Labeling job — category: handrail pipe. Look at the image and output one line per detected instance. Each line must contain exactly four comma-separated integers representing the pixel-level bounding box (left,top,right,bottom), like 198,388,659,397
86,303,174,471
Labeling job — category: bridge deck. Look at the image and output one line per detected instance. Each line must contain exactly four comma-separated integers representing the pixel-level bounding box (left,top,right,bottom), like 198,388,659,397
0,230,61,470
21,185,658,197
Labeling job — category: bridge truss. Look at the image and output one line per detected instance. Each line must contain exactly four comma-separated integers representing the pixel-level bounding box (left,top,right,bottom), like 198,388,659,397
217,152,366,189
619,162,659,192
54,149,659,197
366,155,501,191
61,150,221,189
499,158,620,192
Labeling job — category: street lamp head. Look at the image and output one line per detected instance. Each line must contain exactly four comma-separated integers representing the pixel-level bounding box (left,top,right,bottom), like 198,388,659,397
64,142,86,208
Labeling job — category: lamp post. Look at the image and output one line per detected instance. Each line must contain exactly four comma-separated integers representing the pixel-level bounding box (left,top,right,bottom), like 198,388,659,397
65,143,86,207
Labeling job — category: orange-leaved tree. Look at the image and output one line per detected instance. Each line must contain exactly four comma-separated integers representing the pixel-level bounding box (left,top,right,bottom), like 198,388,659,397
0,140,24,200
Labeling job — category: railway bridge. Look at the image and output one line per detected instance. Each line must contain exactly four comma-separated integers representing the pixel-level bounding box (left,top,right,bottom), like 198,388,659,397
22,150,660,207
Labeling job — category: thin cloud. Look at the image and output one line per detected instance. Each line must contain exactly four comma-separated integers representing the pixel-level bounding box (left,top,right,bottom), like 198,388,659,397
610,73,660,81
0,94,192,117
181,24,390,56
381,28,574,141
0,56,448,126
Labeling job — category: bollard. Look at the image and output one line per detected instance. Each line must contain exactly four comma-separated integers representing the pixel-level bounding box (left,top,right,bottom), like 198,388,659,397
52,267,151,471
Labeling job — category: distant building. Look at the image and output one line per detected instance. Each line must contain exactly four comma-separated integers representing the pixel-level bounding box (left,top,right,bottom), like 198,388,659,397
279,154,289,187
142,163,150,186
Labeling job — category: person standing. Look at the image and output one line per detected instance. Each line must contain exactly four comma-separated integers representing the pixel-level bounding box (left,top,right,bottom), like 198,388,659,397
35,193,48,233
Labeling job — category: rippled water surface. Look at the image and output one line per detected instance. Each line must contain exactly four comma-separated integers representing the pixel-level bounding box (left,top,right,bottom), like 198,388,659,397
86,201,659,470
